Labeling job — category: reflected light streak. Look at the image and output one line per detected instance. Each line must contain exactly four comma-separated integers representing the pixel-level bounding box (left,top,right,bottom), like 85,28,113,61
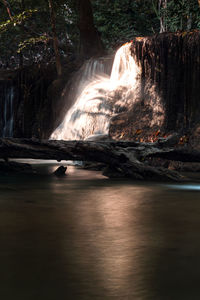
61,185,153,297
168,184,200,191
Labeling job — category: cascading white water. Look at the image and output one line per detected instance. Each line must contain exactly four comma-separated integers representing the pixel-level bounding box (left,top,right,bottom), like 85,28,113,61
51,42,140,140
110,42,139,87
2,86,14,137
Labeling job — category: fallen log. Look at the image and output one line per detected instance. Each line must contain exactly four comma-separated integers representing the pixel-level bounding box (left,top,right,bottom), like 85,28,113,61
0,137,200,181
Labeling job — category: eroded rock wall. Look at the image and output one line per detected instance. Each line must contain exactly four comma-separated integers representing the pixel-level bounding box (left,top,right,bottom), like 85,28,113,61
0,61,79,138
132,32,200,131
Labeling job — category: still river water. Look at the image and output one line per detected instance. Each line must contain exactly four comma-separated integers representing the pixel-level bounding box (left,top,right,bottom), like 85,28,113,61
0,162,200,300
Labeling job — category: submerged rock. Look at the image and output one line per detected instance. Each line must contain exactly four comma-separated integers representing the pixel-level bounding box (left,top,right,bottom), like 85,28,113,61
53,166,67,176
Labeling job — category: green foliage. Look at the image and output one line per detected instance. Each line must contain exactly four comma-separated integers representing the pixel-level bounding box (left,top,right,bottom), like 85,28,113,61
92,0,158,48
17,35,50,53
0,0,78,68
0,9,37,33
158,0,200,32
0,0,199,69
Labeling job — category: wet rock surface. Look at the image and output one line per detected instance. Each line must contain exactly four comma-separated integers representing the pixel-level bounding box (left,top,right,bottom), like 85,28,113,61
53,165,67,176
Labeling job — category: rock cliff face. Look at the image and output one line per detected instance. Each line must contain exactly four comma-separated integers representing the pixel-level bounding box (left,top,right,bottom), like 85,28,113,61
0,65,56,138
110,31,200,141
131,32,200,130
0,61,79,138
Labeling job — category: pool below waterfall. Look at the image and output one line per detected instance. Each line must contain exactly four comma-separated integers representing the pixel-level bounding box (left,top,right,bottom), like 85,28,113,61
0,164,200,300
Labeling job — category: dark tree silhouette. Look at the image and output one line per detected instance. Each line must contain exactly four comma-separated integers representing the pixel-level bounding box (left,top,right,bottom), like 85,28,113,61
48,0,62,76
77,0,105,59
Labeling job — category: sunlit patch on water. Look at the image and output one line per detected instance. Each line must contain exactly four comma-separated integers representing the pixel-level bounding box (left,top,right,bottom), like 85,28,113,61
11,159,65,165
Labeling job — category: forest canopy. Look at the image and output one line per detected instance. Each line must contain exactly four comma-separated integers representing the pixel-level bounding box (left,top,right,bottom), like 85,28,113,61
0,0,199,69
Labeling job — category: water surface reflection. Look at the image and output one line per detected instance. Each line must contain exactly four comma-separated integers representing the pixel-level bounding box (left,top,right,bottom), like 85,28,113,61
0,166,200,299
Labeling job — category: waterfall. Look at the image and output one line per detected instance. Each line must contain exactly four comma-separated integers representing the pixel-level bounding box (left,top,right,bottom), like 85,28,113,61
1,85,14,137
51,42,140,140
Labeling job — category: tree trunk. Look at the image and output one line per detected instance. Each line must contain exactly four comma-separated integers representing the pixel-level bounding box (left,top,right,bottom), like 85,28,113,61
77,0,105,59
2,0,13,20
1,135,200,181
48,0,62,76
159,0,168,33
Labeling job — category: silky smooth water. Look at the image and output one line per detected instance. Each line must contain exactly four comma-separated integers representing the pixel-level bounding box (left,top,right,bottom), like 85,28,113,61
0,165,200,300
51,43,140,141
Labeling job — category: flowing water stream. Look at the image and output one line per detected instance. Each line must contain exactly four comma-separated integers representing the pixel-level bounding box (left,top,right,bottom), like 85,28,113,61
51,43,140,140
1,85,14,137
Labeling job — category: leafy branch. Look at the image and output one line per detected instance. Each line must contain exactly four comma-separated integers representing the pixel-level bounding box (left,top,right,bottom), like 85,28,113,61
17,35,51,53
0,9,37,34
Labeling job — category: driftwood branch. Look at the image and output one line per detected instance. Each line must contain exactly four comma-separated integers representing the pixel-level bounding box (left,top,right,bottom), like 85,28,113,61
0,136,200,181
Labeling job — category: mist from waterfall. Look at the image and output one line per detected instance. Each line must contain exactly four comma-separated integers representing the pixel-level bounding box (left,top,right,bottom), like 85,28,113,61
51,43,140,140
1,85,14,137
